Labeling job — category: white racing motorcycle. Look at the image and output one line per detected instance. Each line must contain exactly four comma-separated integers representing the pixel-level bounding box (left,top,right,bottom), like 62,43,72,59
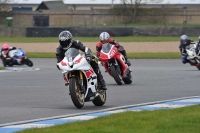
57,48,106,109
185,43,200,70
0,48,33,67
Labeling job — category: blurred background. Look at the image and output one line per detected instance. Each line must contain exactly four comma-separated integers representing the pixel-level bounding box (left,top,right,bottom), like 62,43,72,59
0,0,200,37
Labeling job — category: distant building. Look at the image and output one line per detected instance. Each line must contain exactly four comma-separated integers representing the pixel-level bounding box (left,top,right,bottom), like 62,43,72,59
7,0,200,11
36,1,67,11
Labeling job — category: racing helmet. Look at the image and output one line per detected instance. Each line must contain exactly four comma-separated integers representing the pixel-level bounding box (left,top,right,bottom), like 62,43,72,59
180,35,188,45
198,36,200,42
2,44,9,54
99,32,110,44
58,30,73,49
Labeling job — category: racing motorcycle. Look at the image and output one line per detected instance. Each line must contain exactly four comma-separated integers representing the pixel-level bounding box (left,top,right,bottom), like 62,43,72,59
99,43,132,85
0,48,33,67
185,43,200,70
57,48,106,109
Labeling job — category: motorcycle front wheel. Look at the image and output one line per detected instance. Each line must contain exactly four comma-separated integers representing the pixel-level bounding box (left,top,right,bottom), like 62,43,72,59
110,65,123,85
25,58,33,67
69,77,85,109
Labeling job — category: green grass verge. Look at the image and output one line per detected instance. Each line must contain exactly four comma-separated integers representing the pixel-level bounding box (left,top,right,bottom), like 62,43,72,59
127,52,181,59
27,52,56,58
0,36,197,43
26,52,181,59
17,105,200,133
0,66,6,70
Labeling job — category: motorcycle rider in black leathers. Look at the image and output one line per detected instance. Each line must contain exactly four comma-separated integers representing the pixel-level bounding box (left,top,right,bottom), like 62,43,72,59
56,30,107,90
179,35,195,64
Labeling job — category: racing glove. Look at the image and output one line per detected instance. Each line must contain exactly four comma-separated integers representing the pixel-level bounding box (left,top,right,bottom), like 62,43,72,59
85,53,92,62
85,47,92,62
118,46,124,52
96,55,100,61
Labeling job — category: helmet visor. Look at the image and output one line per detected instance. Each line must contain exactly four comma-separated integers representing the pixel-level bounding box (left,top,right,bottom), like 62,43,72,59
101,40,109,44
3,48,9,53
60,40,72,49
181,40,187,45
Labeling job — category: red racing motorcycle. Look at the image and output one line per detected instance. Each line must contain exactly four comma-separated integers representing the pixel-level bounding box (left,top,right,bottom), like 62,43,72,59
99,43,132,85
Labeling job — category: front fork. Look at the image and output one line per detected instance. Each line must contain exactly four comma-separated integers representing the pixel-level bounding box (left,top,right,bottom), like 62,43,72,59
107,59,121,75
70,71,85,93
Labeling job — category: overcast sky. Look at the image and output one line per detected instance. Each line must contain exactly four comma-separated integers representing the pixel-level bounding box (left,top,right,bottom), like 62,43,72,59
9,0,200,4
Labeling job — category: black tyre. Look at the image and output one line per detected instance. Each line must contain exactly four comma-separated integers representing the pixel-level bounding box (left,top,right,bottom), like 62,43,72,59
123,74,132,84
4,58,13,67
2,60,6,67
110,65,123,85
69,77,84,109
196,66,200,70
92,90,106,106
7,60,13,67
25,58,33,67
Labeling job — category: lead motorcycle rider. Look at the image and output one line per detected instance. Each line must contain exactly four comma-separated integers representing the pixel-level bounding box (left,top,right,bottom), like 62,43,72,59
56,30,107,90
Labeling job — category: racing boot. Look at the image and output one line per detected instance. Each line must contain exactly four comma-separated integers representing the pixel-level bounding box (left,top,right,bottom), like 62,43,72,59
95,69,107,90
124,56,131,66
119,48,131,66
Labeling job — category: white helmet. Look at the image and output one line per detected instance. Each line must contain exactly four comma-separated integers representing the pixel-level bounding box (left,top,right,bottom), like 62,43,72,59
99,32,110,43
180,35,188,45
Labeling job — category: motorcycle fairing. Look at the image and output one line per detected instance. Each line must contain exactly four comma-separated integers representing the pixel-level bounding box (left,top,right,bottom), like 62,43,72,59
100,43,129,78
59,53,98,98
185,43,200,66
7,48,26,65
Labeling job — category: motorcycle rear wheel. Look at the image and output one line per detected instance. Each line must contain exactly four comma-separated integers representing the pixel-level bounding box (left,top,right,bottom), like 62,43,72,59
110,65,123,85
123,75,132,84
69,77,84,109
2,61,6,67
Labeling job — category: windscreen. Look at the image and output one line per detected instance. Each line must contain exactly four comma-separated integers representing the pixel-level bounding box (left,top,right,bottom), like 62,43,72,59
15,49,23,55
186,44,195,50
65,48,80,61
101,43,112,53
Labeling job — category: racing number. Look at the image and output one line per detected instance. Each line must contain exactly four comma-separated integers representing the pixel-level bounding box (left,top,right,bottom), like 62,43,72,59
110,49,116,57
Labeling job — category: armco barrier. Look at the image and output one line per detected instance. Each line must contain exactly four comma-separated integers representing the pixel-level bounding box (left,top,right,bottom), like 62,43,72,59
1,26,200,37
26,26,200,37
26,27,133,37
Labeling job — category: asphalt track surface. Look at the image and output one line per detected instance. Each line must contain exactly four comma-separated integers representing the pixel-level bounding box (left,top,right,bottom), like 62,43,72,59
0,59,200,125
